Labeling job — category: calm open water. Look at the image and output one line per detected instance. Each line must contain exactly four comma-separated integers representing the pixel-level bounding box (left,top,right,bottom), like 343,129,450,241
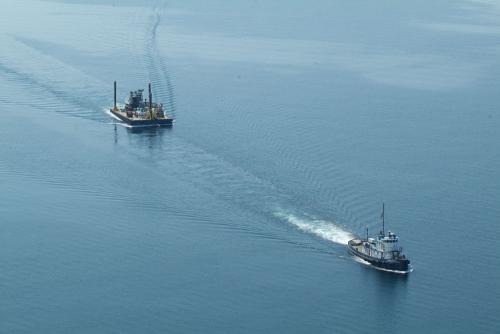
1,0,499,333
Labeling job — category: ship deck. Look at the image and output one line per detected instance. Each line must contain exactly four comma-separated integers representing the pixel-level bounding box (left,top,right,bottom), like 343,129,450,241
347,239,411,274
110,108,173,127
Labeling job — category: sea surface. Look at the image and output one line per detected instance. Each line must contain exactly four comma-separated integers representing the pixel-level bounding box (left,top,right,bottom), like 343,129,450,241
1,0,499,333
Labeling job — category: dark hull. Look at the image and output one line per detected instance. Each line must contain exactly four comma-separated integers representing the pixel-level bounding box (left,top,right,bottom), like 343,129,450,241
110,109,173,127
347,242,410,273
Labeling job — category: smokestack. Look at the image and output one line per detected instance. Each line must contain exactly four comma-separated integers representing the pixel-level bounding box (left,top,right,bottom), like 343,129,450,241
113,81,117,109
148,83,152,116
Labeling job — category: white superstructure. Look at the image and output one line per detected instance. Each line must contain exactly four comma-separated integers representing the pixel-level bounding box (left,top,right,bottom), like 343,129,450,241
363,231,403,260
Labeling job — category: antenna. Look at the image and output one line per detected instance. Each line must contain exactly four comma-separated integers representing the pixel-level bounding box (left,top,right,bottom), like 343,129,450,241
113,81,117,110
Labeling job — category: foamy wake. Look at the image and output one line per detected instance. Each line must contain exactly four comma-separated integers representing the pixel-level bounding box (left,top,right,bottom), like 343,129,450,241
104,108,120,120
103,107,135,127
274,211,355,245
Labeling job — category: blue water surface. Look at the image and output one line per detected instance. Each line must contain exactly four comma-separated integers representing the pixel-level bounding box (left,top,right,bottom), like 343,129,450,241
1,0,499,333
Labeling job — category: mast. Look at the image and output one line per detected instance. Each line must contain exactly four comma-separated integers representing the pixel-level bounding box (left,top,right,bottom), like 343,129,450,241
113,81,117,110
382,203,385,235
366,227,369,241
148,83,153,119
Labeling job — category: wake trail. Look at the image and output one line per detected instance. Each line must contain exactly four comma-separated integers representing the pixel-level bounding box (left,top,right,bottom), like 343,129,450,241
144,6,177,119
123,126,355,249
274,210,355,245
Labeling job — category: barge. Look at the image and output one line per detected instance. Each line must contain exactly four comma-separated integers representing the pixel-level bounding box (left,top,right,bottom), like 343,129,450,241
110,81,173,127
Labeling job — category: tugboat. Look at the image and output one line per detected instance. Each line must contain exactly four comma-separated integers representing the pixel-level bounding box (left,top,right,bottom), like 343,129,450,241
347,204,411,274
110,81,173,127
